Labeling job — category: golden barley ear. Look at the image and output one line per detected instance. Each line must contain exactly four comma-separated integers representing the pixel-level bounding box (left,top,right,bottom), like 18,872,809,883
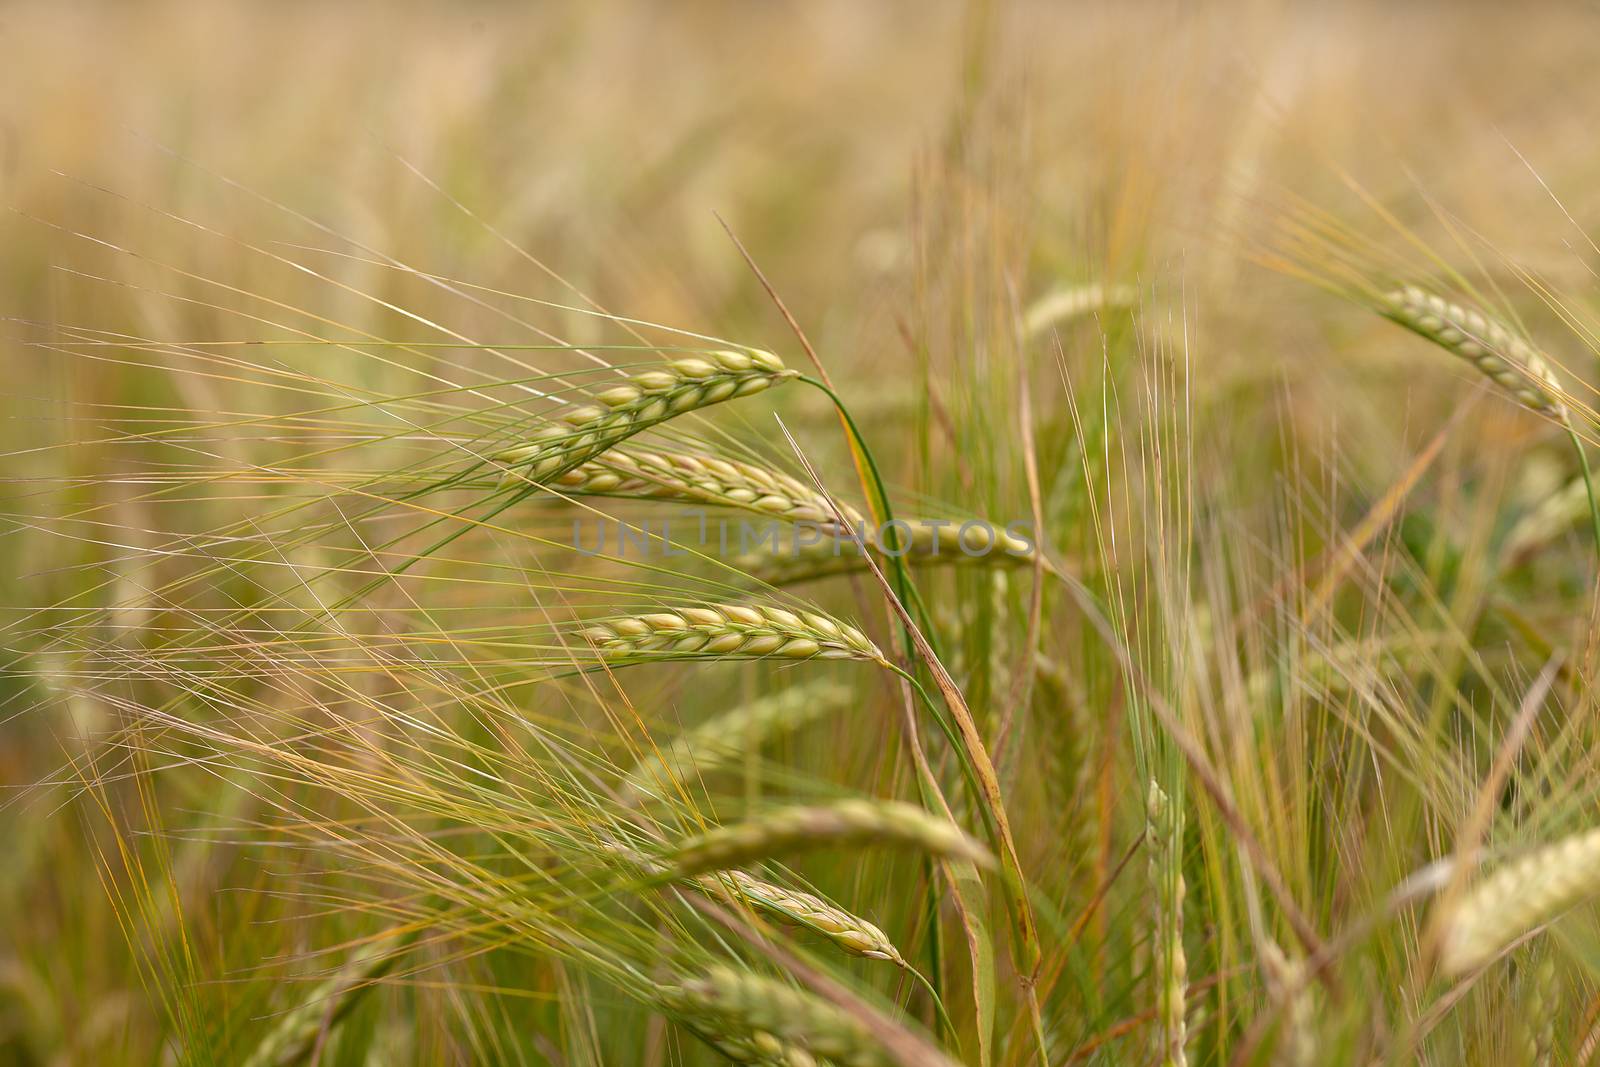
621,680,854,802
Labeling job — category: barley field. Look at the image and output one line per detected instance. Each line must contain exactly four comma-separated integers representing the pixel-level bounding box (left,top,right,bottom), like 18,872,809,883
6,3,1600,1065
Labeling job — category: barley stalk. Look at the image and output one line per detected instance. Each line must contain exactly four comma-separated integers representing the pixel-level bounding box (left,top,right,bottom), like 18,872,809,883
1381,286,1567,418
580,604,885,665
496,349,796,485
1148,781,1189,1067
695,869,904,964
665,799,993,878
1438,827,1600,974
622,680,854,801
542,444,866,529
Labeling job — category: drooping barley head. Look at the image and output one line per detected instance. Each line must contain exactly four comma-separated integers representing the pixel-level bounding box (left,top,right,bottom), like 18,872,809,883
665,799,993,878
1381,286,1567,419
695,869,904,964
496,349,796,485
580,604,885,666
1437,827,1600,974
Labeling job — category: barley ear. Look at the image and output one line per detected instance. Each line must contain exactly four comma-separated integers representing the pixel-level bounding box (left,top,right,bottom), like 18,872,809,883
580,604,885,666
496,349,796,485
695,869,905,964
621,680,854,802
1381,286,1567,419
1260,941,1318,1067
1437,827,1600,975
240,939,402,1067
543,444,867,529
1148,781,1189,1067
666,799,993,878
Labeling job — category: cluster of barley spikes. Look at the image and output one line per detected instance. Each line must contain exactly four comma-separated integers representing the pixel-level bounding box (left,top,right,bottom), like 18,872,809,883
27,129,1600,1067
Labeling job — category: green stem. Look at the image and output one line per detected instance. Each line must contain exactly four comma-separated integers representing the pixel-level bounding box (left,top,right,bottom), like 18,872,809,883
1567,423,1600,558
800,375,954,1017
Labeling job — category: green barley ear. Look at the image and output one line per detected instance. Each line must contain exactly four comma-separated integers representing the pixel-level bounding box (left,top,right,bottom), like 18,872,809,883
1516,949,1558,1067
621,680,853,801
1147,781,1189,1067
240,938,403,1067
1260,941,1318,1067
496,348,796,484
542,444,866,528
665,799,993,877
580,604,885,665
1502,475,1589,564
1380,286,1567,419
1437,827,1600,974
658,968,870,1067
1022,282,1136,338
694,869,905,964
659,966,960,1067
